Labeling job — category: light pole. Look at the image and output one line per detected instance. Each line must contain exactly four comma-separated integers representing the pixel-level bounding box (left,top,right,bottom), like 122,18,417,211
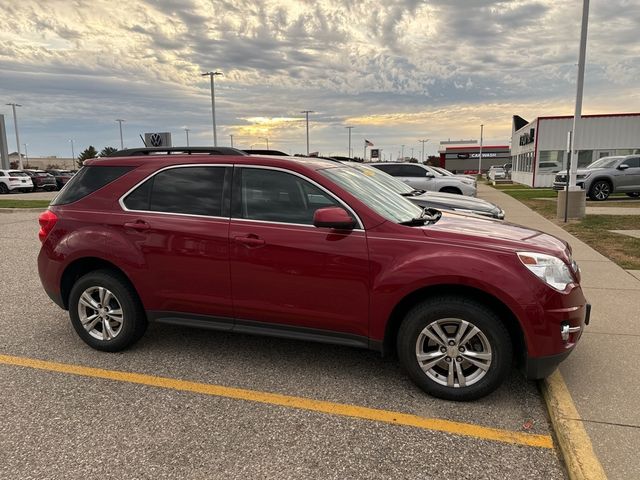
301,110,314,155
23,143,28,167
230,134,234,148
69,139,75,160
115,119,125,149
202,71,223,146
411,147,414,160
184,128,190,146
401,144,405,160
419,139,429,163
478,124,484,175
6,103,22,169
345,126,354,157
262,137,269,149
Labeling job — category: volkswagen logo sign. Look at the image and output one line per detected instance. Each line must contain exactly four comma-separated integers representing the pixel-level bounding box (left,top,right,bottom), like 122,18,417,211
150,133,163,147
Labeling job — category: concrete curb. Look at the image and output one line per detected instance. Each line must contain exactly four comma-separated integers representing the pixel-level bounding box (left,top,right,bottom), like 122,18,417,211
0,208,47,213
541,370,607,480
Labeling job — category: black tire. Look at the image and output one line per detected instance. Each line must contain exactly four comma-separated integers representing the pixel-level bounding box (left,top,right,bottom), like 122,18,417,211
588,180,611,201
0,183,8,194
439,187,462,195
626,192,640,198
397,296,512,401
68,269,147,352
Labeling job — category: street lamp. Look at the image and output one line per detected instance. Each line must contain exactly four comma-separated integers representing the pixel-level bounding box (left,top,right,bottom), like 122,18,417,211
262,137,269,149
184,128,190,146
345,126,354,158
115,119,125,149
202,71,223,146
401,144,405,160
6,103,23,169
69,139,75,160
301,110,314,155
23,143,29,167
478,124,484,175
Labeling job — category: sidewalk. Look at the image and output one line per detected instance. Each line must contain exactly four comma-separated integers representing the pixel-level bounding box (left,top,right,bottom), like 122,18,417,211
478,184,640,480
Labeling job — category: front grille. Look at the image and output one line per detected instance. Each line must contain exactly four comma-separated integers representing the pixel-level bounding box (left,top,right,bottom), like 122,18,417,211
555,174,567,183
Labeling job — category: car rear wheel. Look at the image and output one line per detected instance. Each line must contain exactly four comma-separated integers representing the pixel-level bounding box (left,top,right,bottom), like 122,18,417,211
69,270,147,352
588,180,611,201
397,296,512,401
0,183,8,194
626,192,640,198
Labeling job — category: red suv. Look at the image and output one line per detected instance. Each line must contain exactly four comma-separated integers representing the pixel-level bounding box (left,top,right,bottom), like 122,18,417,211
38,147,589,400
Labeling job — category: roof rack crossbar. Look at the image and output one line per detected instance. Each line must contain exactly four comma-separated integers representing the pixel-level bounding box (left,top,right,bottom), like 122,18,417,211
109,147,247,157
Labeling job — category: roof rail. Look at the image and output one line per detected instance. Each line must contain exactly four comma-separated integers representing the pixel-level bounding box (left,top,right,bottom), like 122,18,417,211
108,147,247,157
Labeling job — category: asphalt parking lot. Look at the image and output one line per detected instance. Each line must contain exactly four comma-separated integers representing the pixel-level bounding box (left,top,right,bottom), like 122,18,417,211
0,209,567,479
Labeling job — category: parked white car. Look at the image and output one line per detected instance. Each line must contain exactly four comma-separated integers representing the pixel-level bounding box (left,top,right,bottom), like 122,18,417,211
487,166,506,180
370,163,477,196
0,170,34,193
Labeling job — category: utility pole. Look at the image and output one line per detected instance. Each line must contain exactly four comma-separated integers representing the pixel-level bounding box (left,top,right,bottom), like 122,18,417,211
184,128,190,146
262,137,269,149
478,124,484,175
6,103,22,169
202,71,223,146
301,110,314,155
411,147,414,160
419,139,429,163
23,143,28,167
69,139,75,160
115,119,125,149
401,144,405,160
345,126,354,158
230,134,234,148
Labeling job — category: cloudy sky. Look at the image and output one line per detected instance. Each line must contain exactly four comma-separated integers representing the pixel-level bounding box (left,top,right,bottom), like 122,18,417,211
1,0,638,159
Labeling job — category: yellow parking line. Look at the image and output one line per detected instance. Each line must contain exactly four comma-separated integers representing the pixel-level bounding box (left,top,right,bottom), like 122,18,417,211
0,353,553,449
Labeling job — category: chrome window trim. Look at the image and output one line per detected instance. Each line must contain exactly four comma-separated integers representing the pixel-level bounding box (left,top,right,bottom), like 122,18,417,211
118,163,365,230
234,165,364,230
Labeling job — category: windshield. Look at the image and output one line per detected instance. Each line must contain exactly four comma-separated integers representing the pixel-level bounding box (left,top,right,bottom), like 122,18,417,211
321,166,423,224
434,167,453,176
586,156,623,169
352,164,414,194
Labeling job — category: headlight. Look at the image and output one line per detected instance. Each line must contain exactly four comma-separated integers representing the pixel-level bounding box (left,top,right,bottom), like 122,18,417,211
517,252,575,291
576,173,591,180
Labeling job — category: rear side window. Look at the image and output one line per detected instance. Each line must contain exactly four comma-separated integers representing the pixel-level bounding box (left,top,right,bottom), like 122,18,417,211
123,166,228,217
51,166,133,205
397,165,426,177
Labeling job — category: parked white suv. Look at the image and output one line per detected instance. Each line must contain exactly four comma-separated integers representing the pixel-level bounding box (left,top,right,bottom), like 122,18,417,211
0,170,34,194
370,163,477,196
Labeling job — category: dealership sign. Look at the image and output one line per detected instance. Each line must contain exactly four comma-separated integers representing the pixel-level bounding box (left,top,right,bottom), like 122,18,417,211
144,132,172,147
370,148,379,158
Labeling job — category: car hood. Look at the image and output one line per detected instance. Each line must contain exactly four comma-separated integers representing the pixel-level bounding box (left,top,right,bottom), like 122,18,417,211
422,211,569,260
556,168,602,176
413,191,499,210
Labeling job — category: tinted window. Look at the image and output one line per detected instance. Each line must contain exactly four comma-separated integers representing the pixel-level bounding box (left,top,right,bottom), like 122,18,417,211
373,164,397,175
51,166,132,205
397,165,426,177
238,168,339,224
125,166,227,217
622,157,640,168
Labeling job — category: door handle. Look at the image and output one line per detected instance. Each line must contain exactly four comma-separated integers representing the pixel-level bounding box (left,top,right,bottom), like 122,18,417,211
234,235,265,247
124,220,150,231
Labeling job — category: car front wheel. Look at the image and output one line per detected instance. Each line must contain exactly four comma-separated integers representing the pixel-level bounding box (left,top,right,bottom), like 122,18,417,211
588,180,611,201
68,270,147,352
397,296,512,401
626,192,640,198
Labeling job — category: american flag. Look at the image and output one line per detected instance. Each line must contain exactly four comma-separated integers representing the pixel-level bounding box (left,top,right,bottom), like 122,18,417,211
365,139,374,146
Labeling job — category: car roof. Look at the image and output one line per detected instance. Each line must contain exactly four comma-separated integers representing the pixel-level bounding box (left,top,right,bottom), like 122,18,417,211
85,153,341,172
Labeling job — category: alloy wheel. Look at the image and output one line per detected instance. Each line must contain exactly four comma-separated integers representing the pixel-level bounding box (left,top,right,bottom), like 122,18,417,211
415,318,492,388
77,286,124,341
594,182,610,200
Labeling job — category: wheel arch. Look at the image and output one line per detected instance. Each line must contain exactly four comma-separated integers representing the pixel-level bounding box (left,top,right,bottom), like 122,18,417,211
439,186,462,195
589,176,614,191
382,284,526,366
60,257,140,310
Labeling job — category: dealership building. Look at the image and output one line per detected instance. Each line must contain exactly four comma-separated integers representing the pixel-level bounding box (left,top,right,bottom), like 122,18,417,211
438,145,511,173
511,113,640,187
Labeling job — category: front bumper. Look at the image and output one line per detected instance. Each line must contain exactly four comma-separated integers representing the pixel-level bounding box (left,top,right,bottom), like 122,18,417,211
553,181,585,191
525,302,590,379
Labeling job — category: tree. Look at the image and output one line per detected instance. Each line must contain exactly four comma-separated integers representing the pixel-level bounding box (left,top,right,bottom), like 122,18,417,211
77,146,98,168
99,146,118,157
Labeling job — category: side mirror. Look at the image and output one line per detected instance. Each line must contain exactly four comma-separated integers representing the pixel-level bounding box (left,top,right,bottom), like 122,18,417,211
425,173,435,178
313,207,356,230
618,164,629,170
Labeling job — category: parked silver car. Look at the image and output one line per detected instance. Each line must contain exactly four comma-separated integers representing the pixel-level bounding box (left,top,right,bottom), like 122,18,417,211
553,155,640,201
369,162,477,196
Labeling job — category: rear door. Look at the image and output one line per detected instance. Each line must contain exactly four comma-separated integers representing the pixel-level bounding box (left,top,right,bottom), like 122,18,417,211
119,165,234,322
396,164,436,191
228,166,370,339
619,157,640,191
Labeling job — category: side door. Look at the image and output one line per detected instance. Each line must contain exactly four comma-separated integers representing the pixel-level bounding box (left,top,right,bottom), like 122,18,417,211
118,165,234,323
397,164,435,191
229,166,371,339
618,157,640,191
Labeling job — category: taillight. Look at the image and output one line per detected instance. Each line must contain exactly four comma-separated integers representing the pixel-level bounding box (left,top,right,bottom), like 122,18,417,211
38,210,58,243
